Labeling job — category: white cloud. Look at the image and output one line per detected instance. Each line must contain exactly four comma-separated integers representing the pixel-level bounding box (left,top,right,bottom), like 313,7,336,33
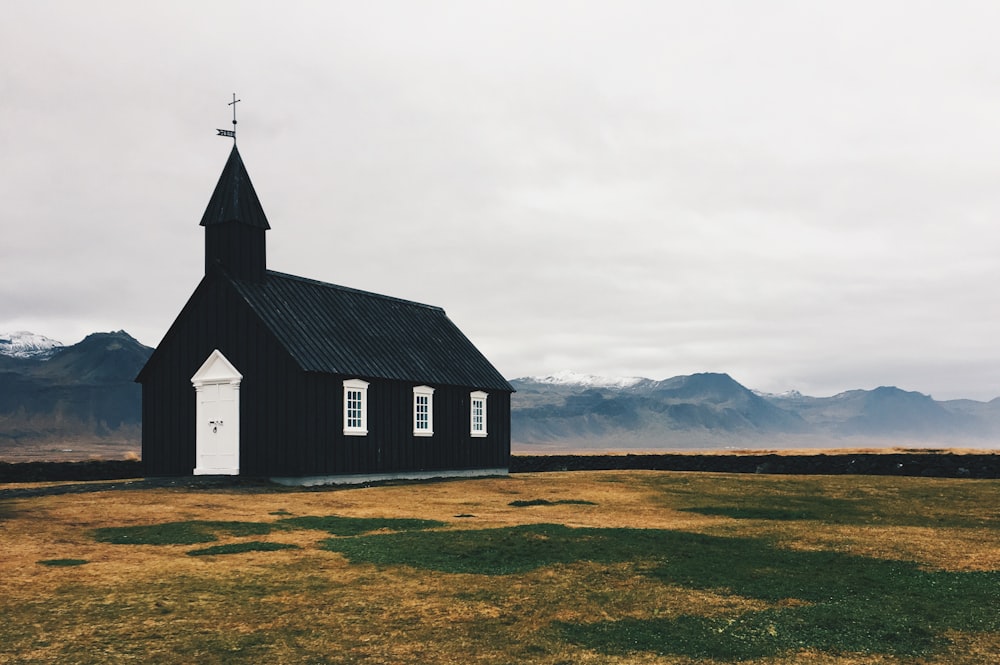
3,1,1000,400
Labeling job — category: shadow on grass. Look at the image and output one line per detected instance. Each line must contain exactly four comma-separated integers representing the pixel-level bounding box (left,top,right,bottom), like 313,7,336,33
320,524,1000,659
93,520,274,545
187,541,301,556
508,498,597,507
655,476,1000,529
681,498,1000,529
278,515,445,535
37,559,88,567
679,494,865,522
92,515,445,546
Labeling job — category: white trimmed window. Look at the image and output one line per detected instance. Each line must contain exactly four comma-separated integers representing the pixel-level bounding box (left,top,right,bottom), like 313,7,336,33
343,379,369,436
413,385,434,437
470,391,488,437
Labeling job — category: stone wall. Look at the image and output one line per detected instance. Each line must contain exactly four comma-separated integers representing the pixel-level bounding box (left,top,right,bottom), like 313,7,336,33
510,453,1000,478
2,452,999,483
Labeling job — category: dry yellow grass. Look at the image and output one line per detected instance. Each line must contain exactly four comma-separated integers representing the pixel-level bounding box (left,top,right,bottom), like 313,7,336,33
2,471,999,664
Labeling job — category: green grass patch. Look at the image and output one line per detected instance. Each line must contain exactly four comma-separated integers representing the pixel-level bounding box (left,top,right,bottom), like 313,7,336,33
321,523,664,575
93,520,274,545
320,523,1000,658
278,514,444,535
561,529,1000,659
37,559,88,567
92,516,442,548
558,602,947,659
680,494,864,522
649,474,1000,529
508,498,597,507
187,541,301,556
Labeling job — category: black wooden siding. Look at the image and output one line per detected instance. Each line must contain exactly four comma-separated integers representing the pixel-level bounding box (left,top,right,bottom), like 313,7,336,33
140,274,510,478
140,275,300,476
326,380,510,476
205,224,266,282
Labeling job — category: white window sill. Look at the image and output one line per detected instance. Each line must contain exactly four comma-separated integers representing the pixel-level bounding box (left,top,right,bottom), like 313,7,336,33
471,432,487,438
413,431,434,437
344,429,368,436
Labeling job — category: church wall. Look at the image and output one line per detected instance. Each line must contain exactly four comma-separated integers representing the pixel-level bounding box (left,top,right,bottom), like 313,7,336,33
295,375,511,477
140,275,307,477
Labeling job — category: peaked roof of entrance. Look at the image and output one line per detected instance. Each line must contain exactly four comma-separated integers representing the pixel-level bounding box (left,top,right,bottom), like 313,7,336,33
191,348,244,385
200,145,271,229
226,269,513,392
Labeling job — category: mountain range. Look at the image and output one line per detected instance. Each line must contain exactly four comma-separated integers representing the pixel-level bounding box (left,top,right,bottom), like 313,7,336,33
0,331,151,459
511,372,1000,451
1,331,998,459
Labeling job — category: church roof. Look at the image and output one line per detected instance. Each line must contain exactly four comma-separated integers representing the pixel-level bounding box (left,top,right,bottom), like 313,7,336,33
225,270,513,391
199,145,271,229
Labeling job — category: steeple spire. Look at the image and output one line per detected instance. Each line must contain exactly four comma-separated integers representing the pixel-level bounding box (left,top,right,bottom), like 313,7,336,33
200,145,270,230
201,144,269,281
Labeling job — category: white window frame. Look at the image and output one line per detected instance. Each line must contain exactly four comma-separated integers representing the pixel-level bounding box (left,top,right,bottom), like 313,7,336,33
470,391,488,437
413,385,434,437
343,379,369,436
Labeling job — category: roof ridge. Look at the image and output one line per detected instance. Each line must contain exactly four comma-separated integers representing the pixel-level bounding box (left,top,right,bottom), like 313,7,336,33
262,270,445,312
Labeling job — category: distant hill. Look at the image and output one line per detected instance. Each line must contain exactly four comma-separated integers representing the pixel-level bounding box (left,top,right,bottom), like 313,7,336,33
511,373,1000,451
4,334,998,461
0,331,151,460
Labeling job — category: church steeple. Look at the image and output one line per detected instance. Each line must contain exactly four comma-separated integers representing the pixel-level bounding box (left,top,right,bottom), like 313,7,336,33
200,145,269,281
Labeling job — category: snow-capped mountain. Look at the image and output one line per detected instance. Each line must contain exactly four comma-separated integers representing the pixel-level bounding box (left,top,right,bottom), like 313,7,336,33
523,370,645,389
0,331,152,454
510,372,1000,450
0,331,64,359
752,389,804,400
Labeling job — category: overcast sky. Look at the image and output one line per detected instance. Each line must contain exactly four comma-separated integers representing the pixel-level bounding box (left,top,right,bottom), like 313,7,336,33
4,1,1000,400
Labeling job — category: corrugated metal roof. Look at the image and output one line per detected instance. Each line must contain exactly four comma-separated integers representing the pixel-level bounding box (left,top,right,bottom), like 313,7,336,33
226,270,513,391
199,145,271,230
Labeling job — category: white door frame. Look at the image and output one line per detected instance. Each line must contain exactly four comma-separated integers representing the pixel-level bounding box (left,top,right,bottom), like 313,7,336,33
191,349,242,475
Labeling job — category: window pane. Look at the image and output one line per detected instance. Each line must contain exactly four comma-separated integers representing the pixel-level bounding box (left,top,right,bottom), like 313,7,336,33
414,391,432,433
416,395,427,429
347,390,363,428
472,397,485,432
344,380,369,435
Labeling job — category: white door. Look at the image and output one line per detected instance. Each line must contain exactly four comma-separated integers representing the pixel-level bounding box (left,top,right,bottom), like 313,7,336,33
191,350,242,475
195,383,239,474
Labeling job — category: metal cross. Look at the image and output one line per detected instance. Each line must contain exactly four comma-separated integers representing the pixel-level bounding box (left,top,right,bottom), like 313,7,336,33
216,93,240,141
229,93,240,127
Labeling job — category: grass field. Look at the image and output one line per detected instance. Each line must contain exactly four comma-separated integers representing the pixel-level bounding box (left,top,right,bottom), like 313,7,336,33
2,470,999,664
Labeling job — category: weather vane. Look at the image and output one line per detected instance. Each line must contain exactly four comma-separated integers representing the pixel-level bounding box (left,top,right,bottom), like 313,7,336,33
216,93,240,141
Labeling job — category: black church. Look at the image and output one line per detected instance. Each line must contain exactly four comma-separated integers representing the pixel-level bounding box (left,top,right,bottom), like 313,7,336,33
136,145,513,484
